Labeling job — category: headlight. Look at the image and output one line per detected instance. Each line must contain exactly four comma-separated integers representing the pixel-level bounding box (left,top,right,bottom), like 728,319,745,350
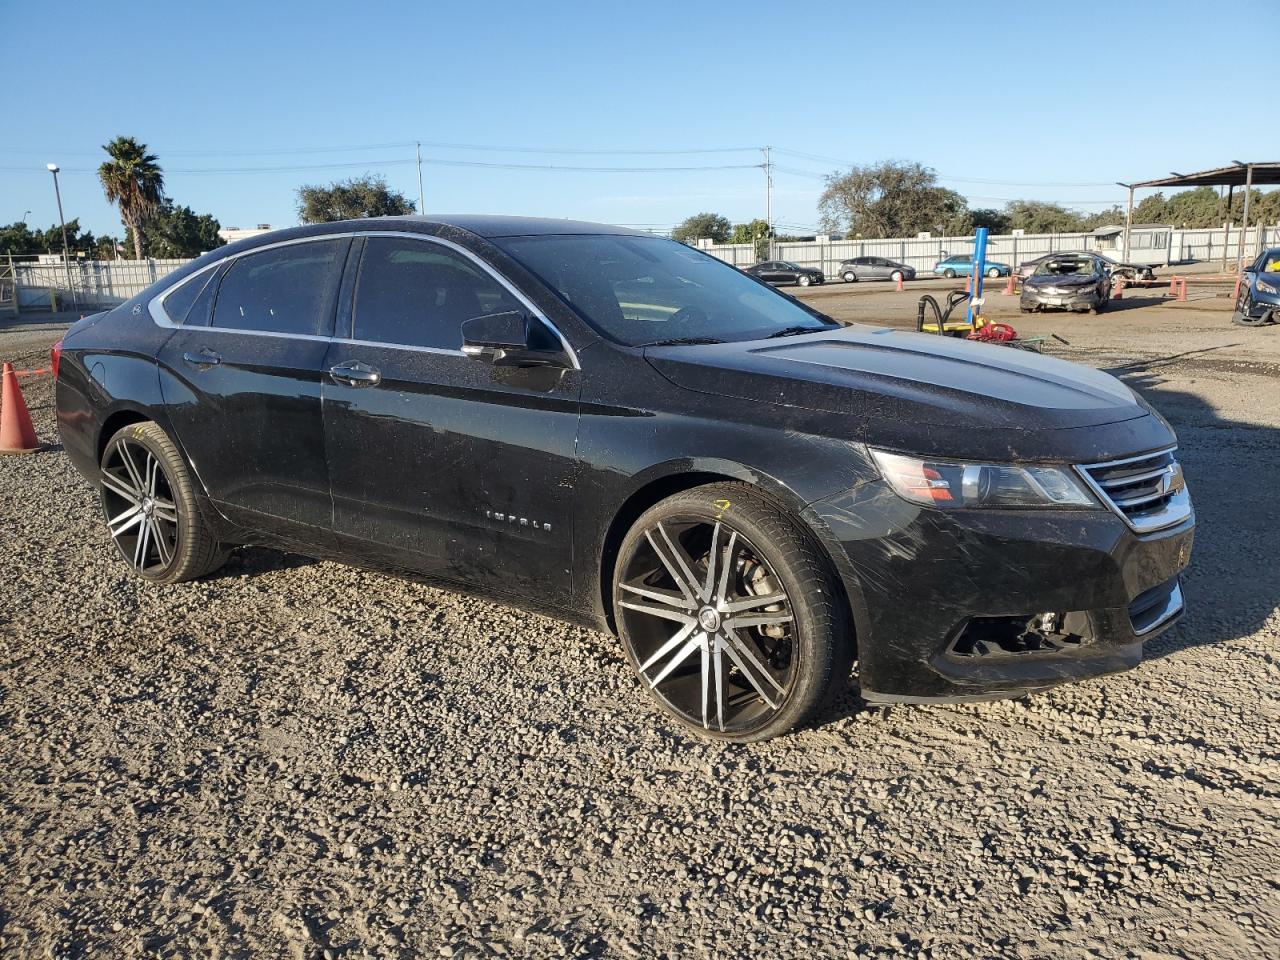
1258,280,1277,295
869,449,1096,509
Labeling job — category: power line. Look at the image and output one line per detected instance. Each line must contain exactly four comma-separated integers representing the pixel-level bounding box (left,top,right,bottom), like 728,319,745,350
772,148,1118,188
2,158,764,176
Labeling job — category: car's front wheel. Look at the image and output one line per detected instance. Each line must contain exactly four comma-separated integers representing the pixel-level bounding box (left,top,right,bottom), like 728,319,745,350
99,421,229,583
987,267,1001,279
842,271,857,283
1231,289,1267,327
797,275,812,287
613,484,851,741
891,270,904,282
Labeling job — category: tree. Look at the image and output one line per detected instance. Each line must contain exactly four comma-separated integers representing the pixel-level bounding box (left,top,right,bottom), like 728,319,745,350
1003,200,1085,234
0,222,37,255
127,199,225,258
1080,205,1126,231
970,208,1011,234
731,218,773,260
817,161,970,238
671,212,731,245
98,136,165,260
296,175,415,223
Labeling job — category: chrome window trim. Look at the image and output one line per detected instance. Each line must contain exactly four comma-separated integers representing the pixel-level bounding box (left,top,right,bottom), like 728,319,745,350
146,230,580,369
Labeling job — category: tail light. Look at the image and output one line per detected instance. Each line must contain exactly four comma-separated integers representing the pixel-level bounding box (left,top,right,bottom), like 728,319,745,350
50,340,63,379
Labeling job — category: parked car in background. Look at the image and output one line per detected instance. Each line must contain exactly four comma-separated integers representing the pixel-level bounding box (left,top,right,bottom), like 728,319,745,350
837,257,916,283
933,254,1011,279
1020,254,1112,314
1018,251,1155,282
1233,247,1280,327
53,216,1193,741
744,260,824,286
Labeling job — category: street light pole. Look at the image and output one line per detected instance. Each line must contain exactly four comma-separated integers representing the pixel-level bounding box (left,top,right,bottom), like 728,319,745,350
46,163,77,310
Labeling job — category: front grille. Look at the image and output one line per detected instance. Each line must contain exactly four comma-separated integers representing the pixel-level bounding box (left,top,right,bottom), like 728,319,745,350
1078,448,1192,534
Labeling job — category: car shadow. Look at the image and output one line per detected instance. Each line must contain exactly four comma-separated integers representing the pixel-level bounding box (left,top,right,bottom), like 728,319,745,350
205,546,318,580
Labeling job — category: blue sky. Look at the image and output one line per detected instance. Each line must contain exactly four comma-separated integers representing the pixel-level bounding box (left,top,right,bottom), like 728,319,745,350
2,0,1270,239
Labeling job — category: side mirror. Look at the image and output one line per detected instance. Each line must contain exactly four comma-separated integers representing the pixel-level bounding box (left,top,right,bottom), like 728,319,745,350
461,311,568,368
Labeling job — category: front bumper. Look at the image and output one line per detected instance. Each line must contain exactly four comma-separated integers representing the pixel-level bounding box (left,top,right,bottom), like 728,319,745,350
1021,286,1100,310
1243,285,1280,318
808,480,1194,701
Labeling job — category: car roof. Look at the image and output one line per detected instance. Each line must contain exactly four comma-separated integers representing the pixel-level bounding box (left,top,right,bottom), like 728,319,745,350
214,215,650,259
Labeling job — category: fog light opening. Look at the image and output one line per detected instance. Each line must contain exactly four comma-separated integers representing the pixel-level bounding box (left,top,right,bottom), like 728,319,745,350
949,612,1088,659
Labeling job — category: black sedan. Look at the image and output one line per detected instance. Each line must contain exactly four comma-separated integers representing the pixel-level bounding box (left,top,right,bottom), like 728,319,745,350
1018,251,1155,282
1020,254,1113,313
837,257,916,283
744,260,824,286
54,216,1193,741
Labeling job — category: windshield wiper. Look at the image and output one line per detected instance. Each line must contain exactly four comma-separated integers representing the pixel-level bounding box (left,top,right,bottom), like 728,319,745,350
764,324,836,339
642,336,725,346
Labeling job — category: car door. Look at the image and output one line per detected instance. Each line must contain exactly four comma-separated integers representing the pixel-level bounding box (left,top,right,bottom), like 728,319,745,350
320,234,583,609
870,258,892,280
156,236,349,549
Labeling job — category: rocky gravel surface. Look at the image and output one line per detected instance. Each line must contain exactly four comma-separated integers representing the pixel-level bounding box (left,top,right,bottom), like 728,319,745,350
2,300,1278,958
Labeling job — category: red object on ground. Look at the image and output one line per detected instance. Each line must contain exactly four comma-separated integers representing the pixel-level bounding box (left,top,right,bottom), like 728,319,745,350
895,274,904,293
1113,279,1124,300
1,361,44,455
1001,274,1016,296
50,340,63,379
967,322,1018,342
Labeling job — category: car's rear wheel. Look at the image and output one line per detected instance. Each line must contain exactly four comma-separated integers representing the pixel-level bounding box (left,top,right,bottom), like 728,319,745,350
99,421,229,584
842,271,857,283
943,268,956,279
613,484,851,741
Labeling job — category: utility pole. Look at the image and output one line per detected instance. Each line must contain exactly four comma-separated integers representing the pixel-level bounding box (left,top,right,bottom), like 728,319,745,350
762,146,773,260
1237,161,1254,273
1117,182,1134,264
416,142,425,215
46,163,77,311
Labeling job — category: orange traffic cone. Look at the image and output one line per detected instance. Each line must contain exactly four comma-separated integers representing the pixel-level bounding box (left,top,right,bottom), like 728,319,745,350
1,361,44,455
1001,274,1016,296
895,274,904,293
964,275,972,293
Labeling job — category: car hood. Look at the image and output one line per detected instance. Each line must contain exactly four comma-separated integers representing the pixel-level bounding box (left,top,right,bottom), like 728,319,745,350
644,325,1160,461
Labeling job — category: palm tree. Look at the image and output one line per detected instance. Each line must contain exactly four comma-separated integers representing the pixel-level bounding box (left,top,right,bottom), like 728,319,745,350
97,137,164,260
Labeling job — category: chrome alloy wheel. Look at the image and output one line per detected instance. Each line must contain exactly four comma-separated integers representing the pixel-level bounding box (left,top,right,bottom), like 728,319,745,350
100,438,180,575
617,518,797,734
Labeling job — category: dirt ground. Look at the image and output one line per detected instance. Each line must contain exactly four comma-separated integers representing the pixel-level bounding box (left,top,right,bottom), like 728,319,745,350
1,279,1278,959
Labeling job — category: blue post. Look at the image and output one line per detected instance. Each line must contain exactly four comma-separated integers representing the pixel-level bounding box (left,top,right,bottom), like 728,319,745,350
966,226,988,325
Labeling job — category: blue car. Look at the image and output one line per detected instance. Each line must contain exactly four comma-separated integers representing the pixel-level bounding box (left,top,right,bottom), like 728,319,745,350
932,254,1012,279
1235,247,1280,327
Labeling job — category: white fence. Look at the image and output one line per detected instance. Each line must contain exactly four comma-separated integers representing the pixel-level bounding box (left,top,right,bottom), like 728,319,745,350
7,257,192,311
4,223,1277,314
700,225,1280,276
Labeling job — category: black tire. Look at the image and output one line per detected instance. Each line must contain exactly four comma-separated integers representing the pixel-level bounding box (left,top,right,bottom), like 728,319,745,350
943,268,957,279
797,275,812,287
987,267,1001,279
99,421,229,584
613,483,852,742
1231,290,1267,327
890,270,904,282
842,271,857,283
1095,298,1107,313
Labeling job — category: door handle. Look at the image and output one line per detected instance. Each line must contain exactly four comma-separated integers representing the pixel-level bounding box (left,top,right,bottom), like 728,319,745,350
329,361,381,388
182,349,221,368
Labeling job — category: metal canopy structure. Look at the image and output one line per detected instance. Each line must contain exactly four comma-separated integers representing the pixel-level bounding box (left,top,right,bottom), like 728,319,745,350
1116,161,1278,269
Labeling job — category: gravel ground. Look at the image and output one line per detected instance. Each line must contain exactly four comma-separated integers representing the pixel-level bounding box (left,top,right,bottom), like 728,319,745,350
2,293,1278,959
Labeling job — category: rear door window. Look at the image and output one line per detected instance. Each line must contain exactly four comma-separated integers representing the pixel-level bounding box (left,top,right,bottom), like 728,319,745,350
352,237,523,350
162,269,216,325
211,239,346,336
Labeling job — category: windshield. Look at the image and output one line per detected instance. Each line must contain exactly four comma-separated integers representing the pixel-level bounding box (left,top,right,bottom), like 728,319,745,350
496,234,836,346
1035,258,1095,277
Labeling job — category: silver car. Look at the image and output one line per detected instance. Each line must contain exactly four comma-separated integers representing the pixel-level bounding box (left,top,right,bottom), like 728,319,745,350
838,257,916,283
